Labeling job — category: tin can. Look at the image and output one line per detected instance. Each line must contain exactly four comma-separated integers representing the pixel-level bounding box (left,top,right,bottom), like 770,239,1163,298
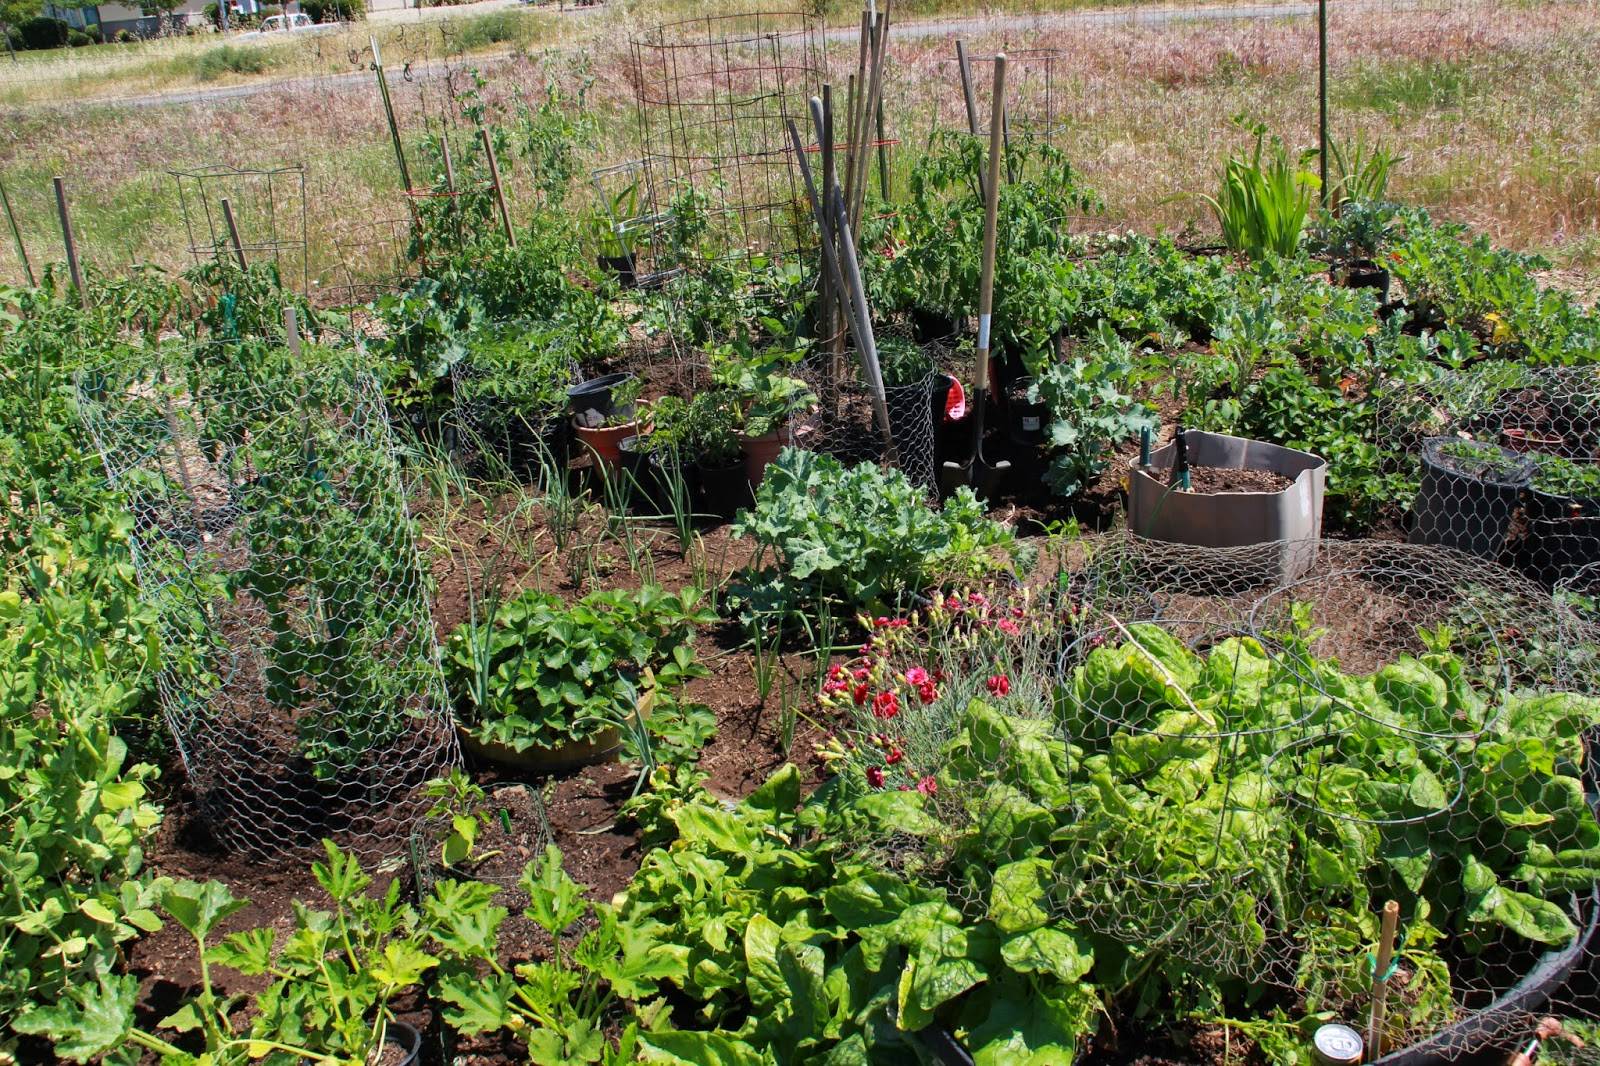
1312,1023,1364,1066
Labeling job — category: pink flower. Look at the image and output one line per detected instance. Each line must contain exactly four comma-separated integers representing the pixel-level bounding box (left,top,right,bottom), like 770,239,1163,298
828,664,846,682
917,681,938,704
986,674,1011,697
970,592,989,608
853,683,869,706
904,666,930,686
853,667,870,681
916,775,938,795
872,691,900,720
1011,606,1025,618
822,680,847,696
874,616,890,629
886,747,903,765
997,618,1021,636
859,643,874,656
866,766,885,789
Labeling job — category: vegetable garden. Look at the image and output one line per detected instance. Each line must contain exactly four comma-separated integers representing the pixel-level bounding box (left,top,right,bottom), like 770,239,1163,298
6,7,1600,1066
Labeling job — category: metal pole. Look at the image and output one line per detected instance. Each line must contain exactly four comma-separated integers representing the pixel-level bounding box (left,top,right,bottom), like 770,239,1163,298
52,176,83,303
0,179,34,286
372,37,413,194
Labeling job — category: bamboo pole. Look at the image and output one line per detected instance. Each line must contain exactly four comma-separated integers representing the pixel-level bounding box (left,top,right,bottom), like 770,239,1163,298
955,40,986,204
1,179,33,287
820,84,842,419
52,176,82,302
480,127,516,248
1366,900,1400,1061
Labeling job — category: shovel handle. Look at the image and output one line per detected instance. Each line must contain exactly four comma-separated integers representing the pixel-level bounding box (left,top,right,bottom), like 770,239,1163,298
974,53,1006,393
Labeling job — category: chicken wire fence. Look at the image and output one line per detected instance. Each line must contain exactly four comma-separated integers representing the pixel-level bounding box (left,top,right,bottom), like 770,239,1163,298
77,341,458,861
1376,365,1600,587
834,534,1600,1061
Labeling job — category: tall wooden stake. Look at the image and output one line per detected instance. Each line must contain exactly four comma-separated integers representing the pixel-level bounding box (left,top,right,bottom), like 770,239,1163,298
0,179,33,287
1366,900,1400,1061
220,197,247,270
283,305,303,358
1318,0,1330,206
52,176,82,303
480,127,516,248
372,37,413,195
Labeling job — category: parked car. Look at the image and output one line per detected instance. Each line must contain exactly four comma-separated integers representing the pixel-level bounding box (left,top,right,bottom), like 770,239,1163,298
237,13,322,37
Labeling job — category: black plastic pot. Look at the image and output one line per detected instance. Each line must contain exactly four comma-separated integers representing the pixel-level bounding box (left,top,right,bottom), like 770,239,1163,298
619,436,688,516
382,1020,421,1066
1520,515,1600,587
567,373,636,428
1005,375,1049,447
694,458,750,521
1339,258,1391,304
910,309,958,343
598,254,638,289
1409,436,1533,559
1527,485,1600,522
500,413,566,481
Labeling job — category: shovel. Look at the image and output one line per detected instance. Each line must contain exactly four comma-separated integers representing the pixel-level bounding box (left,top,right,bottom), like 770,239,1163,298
941,53,1010,496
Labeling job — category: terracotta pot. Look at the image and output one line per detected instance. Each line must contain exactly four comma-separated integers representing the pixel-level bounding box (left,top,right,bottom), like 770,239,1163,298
456,724,624,774
572,418,643,471
740,425,791,488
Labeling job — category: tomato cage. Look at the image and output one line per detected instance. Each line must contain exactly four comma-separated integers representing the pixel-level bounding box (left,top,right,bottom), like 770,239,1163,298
171,163,310,294
628,10,826,276
77,342,459,862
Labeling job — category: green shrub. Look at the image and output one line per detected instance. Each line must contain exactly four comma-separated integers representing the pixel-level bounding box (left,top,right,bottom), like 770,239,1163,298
195,43,267,80
19,15,71,49
300,0,365,20
66,27,93,46
449,10,525,51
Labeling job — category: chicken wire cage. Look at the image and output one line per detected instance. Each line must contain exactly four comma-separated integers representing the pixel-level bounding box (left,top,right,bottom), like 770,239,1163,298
835,534,1600,1061
629,11,825,279
1377,365,1600,587
172,163,309,294
78,342,458,861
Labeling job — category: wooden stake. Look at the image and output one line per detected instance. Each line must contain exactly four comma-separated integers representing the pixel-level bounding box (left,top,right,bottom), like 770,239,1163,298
955,39,986,205
283,305,303,358
440,129,460,247
480,127,515,248
1366,900,1400,1061
819,84,841,418
372,37,413,194
875,95,890,202
1,179,33,286
52,176,82,302
220,197,247,270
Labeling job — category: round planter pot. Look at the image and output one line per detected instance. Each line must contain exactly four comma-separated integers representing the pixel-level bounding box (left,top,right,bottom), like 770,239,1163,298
619,436,687,515
567,373,636,428
910,309,958,343
1004,376,1049,448
501,414,566,481
1338,259,1391,305
1527,485,1600,522
1519,515,1600,587
377,1020,421,1066
1128,429,1328,583
573,419,643,472
597,254,638,289
1409,436,1533,560
456,724,624,775
695,458,750,520
740,425,791,489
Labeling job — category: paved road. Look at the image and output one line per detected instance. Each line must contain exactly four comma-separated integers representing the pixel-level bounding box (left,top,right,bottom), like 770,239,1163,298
13,0,1383,111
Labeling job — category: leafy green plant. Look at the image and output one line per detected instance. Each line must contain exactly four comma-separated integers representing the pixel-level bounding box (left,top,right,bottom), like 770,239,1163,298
1530,453,1600,499
22,846,442,1065
731,448,1019,617
1034,322,1157,497
713,345,817,438
1204,123,1319,261
1313,198,1401,264
1436,437,1529,481
422,771,503,869
428,845,670,1064
1326,134,1404,207
445,584,714,753
878,335,935,388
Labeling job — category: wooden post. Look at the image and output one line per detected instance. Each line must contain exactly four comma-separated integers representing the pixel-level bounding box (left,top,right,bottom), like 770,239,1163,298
220,197,247,270
0,179,34,287
480,127,515,248
440,129,461,248
875,96,890,203
283,305,302,358
1366,900,1400,1061
52,176,83,302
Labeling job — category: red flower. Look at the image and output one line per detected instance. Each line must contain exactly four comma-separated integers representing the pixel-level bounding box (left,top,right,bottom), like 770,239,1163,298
917,681,938,704
934,669,948,683
859,643,874,656
904,666,930,686
874,616,890,628
1011,606,1025,618
872,690,901,720
886,747,903,765
866,766,885,789
986,674,1011,697
997,618,1021,636
828,664,846,681
916,775,938,795
853,667,870,681
822,680,847,696
853,683,869,706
